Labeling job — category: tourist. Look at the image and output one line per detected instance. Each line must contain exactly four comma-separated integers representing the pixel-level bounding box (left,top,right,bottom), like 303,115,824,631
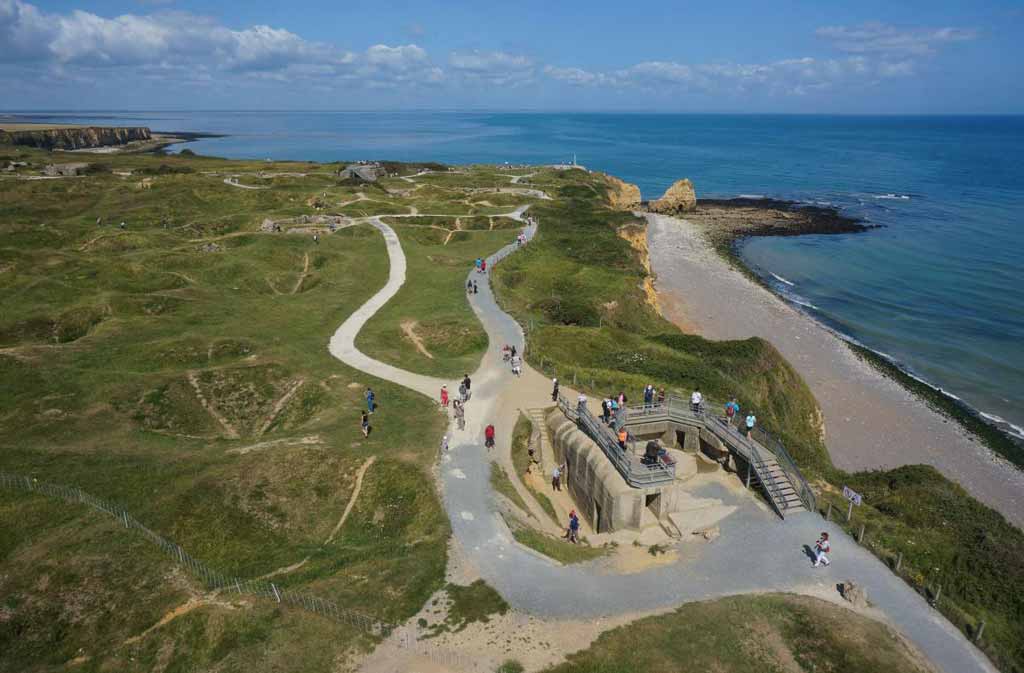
600,398,609,422
360,411,370,438
725,396,740,424
617,427,628,452
502,344,511,362
552,463,563,491
441,435,449,452
691,388,703,414
568,511,580,544
365,387,376,414
454,400,466,431
463,374,472,400
440,385,449,408
745,411,757,437
510,345,517,358
551,378,559,402
313,233,319,244
609,398,619,425
484,424,496,449
481,259,487,273
511,355,522,377
458,382,468,403
473,281,478,295
577,392,588,415
813,532,831,567
475,257,482,272
617,391,627,406
467,279,473,293
644,384,654,411
657,387,666,405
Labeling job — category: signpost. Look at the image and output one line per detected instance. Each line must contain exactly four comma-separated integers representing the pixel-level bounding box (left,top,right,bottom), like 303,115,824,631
842,485,862,521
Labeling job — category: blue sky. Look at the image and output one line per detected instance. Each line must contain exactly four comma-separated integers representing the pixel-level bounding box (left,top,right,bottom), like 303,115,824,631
2,0,1022,112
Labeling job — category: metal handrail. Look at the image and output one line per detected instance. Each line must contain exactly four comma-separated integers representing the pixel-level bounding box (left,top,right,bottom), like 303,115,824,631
621,395,816,514
557,396,676,487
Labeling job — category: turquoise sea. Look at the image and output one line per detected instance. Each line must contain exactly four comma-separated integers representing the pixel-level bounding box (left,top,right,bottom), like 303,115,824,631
10,111,1024,440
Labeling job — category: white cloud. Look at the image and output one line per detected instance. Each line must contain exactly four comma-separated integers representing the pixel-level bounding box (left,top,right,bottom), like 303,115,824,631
449,50,534,85
816,22,977,56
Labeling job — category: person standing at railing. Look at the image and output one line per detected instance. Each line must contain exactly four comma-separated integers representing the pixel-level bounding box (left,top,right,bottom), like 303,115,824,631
617,427,628,452
600,397,609,423
657,387,666,405
643,384,654,411
690,388,703,414
551,378,559,402
745,411,757,438
462,374,472,401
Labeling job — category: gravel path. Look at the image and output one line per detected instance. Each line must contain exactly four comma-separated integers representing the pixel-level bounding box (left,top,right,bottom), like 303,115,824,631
646,213,1024,529
328,206,996,673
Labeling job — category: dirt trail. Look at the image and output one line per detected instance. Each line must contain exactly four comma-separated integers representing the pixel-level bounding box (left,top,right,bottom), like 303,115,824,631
401,320,434,360
326,456,377,544
122,596,242,647
186,370,239,439
291,253,310,294
257,378,305,436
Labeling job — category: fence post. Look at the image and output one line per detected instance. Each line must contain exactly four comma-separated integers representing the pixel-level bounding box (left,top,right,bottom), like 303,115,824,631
826,503,832,521
895,552,903,572
745,460,752,489
572,371,577,386
846,500,853,522
123,511,130,528
975,620,985,642
931,585,941,606
857,523,865,543
271,583,282,603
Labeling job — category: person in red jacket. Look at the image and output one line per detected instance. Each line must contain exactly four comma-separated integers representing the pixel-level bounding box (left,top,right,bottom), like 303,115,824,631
484,424,496,448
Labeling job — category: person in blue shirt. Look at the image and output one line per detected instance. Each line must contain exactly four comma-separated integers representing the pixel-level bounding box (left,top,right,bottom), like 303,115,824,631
725,397,741,424
365,387,376,414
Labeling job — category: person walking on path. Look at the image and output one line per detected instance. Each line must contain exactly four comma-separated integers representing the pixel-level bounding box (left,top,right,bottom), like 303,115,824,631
475,257,482,272
481,259,487,273
365,387,376,414
441,435,449,452
472,281,478,295
724,396,740,424
813,532,831,567
510,354,522,377
467,279,473,294
552,464,563,491
745,411,757,438
462,374,472,401
617,427,628,452
440,385,449,408
484,423,496,449
567,511,580,544
551,378,559,402
453,400,466,431
458,382,468,403
360,411,371,438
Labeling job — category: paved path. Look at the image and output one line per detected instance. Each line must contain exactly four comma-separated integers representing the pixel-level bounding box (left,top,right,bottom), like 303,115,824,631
223,176,266,190
328,204,996,673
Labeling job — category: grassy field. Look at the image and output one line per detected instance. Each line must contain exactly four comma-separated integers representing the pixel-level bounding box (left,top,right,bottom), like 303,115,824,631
490,462,531,514
0,148,461,672
543,594,933,673
489,168,1024,672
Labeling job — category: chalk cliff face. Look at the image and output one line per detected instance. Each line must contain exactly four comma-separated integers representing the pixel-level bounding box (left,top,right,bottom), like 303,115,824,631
648,178,697,214
0,127,152,150
603,174,642,210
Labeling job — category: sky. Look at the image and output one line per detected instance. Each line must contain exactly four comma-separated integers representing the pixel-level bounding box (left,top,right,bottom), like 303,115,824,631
2,0,1022,113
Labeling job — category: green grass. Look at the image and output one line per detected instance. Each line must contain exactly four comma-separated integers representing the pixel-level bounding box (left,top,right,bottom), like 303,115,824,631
422,580,510,637
509,525,608,565
0,148,457,672
542,594,933,673
490,462,530,514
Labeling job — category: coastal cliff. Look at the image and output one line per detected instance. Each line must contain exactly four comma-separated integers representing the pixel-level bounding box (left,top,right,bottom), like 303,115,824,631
0,126,152,150
602,174,642,210
617,222,660,312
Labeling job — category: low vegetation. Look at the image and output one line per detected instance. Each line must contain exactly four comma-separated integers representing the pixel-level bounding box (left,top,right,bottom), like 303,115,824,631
421,580,510,638
490,462,530,514
543,594,933,673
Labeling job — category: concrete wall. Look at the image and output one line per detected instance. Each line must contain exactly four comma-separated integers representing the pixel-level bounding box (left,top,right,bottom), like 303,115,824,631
546,410,640,533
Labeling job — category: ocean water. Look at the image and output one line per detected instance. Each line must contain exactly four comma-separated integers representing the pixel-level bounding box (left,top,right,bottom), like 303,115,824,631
10,111,1024,438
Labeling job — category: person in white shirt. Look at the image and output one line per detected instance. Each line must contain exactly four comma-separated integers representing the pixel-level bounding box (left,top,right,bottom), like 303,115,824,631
577,393,588,416
813,532,831,567
690,388,703,413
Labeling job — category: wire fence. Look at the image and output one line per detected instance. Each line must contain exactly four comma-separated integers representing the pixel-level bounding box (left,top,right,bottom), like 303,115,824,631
0,471,490,671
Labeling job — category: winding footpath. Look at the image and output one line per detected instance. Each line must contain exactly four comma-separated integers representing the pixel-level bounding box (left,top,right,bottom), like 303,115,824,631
328,201,996,673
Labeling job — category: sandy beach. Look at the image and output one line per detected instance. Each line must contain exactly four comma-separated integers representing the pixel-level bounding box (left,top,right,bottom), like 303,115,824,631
645,212,1024,529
